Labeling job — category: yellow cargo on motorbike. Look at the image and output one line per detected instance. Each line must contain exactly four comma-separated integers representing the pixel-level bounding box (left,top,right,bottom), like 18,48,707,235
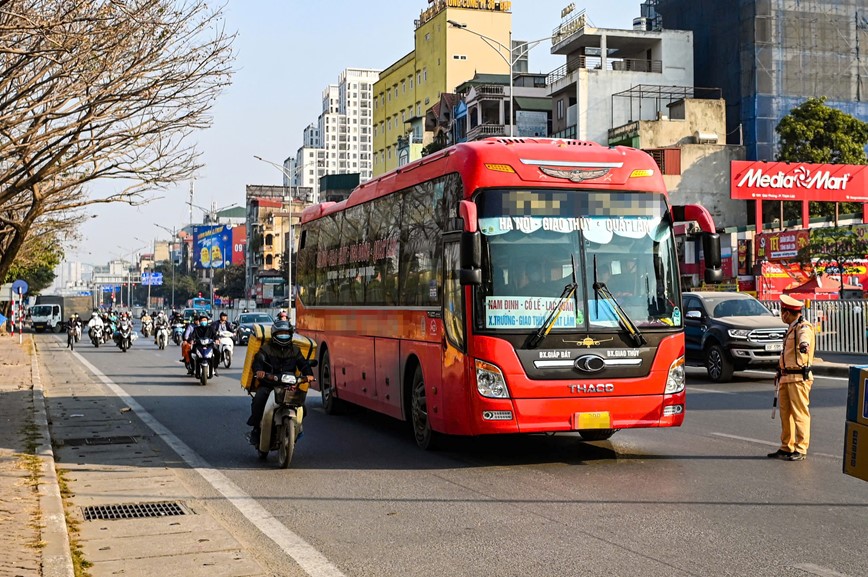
240,323,317,391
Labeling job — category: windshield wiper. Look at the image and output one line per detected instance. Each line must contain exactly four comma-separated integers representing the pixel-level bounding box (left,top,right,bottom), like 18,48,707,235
592,255,646,347
593,280,647,347
523,281,578,349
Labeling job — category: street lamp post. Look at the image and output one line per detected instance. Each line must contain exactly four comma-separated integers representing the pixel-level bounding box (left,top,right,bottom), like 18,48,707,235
254,155,299,307
154,223,179,310
447,20,551,138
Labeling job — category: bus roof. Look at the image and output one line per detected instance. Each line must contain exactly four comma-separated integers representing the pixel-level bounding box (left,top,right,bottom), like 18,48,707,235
301,138,665,224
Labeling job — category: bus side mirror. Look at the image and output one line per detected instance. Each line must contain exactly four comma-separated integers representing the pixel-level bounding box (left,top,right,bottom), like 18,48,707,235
702,233,723,284
460,269,482,286
460,231,481,269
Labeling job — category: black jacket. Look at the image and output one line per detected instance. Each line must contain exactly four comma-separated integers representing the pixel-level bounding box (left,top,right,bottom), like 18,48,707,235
252,342,313,382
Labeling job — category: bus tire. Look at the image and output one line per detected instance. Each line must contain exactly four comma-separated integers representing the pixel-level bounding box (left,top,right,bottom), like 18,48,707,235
320,349,343,415
410,365,438,450
578,429,616,441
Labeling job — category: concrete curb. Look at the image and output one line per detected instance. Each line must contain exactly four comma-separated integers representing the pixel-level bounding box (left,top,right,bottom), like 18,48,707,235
29,335,75,577
812,364,852,378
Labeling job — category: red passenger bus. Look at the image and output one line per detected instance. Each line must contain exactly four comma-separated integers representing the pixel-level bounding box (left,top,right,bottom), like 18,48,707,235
296,138,720,449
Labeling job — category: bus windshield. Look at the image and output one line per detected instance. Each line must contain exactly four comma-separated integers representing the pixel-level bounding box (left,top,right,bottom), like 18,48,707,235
477,189,681,331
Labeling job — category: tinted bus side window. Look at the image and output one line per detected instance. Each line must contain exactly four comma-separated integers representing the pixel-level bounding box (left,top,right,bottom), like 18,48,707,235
298,222,320,306
400,182,442,306
367,194,401,305
317,214,342,305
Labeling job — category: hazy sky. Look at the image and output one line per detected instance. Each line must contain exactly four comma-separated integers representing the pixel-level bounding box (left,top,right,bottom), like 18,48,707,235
69,0,646,266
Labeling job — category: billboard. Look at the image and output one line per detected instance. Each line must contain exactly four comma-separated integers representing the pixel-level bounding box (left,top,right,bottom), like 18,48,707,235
193,225,234,270
231,225,247,265
731,161,868,202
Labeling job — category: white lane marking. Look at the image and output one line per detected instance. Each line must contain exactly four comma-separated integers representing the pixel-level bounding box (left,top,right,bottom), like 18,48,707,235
792,563,854,577
687,386,736,395
70,349,347,577
710,433,840,460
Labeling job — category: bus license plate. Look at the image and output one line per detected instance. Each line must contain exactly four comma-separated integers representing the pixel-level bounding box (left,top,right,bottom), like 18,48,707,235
574,411,611,430
765,343,783,351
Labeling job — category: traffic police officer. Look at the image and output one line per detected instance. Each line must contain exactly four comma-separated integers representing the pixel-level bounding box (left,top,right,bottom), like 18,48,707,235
768,294,815,461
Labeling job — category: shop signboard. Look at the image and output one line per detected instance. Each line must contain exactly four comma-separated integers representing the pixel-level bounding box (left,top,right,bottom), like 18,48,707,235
731,161,868,203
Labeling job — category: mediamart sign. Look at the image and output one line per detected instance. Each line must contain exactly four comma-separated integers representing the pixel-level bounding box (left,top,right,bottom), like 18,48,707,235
730,160,868,203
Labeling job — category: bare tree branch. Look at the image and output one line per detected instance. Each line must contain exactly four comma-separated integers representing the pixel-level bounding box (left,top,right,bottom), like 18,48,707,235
0,0,235,279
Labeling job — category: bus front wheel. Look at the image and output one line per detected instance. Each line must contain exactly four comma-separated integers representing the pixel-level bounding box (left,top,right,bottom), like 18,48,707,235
410,365,438,450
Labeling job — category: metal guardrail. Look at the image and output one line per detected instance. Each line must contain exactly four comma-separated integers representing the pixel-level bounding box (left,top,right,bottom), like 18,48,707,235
762,299,868,355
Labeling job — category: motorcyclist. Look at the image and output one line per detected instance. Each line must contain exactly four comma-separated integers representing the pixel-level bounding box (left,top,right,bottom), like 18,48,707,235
180,316,201,373
87,310,104,337
275,309,289,321
66,315,81,349
153,311,169,344
208,311,233,337
247,321,313,445
141,310,153,335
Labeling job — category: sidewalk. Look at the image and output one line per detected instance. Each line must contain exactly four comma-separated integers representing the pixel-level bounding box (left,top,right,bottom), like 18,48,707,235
0,333,276,577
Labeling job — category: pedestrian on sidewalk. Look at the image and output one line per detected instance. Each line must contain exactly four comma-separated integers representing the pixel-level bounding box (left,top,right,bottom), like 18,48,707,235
767,294,816,462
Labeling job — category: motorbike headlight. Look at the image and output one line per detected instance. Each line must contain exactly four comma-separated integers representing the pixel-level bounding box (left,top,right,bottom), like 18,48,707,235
280,374,297,384
475,359,510,399
665,356,686,394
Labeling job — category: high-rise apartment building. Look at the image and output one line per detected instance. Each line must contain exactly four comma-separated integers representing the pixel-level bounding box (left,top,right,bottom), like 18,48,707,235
653,0,868,160
373,1,513,176
292,68,380,202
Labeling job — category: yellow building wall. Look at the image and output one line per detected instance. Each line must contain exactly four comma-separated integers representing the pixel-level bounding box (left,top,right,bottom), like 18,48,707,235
373,4,512,176
373,51,417,178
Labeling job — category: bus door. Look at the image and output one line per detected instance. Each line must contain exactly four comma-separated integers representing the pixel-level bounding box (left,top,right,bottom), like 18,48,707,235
442,239,469,432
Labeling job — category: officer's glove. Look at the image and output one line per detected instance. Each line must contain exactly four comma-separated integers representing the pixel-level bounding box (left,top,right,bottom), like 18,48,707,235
798,343,809,354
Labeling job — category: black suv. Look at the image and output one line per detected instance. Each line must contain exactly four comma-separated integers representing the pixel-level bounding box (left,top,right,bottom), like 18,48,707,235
683,292,787,382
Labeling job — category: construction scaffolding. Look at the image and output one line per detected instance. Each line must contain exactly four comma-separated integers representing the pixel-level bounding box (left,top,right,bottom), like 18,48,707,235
654,0,868,160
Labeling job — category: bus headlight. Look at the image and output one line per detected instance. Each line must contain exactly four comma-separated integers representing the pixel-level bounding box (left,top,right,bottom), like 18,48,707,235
665,356,685,394
475,359,509,399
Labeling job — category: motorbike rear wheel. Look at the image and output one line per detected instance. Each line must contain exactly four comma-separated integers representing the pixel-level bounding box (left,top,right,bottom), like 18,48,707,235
277,423,295,469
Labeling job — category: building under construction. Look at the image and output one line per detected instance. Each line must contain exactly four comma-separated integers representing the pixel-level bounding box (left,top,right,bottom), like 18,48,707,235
650,0,868,160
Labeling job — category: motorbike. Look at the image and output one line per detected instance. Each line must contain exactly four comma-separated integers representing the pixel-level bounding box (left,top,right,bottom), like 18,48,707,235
189,335,215,386
66,323,79,351
216,330,235,369
89,324,103,347
141,318,154,338
73,323,82,343
154,325,169,350
114,319,134,352
171,322,185,345
253,369,315,468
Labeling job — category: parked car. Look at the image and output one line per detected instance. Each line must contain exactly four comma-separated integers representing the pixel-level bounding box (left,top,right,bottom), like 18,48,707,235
683,292,787,382
233,312,274,345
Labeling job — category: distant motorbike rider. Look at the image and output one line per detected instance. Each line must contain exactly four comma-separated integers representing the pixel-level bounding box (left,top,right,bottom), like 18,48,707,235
153,311,170,344
66,315,81,349
247,321,313,445
207,311,233,338
180,316,201,373
188,314,217,375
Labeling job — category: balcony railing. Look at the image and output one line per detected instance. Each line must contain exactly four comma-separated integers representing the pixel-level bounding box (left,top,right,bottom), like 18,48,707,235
467,123,509,141
547,56,663,85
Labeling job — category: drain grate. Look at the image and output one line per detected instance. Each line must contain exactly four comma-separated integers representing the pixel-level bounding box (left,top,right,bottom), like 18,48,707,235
82,501,188,521
63,436,138,446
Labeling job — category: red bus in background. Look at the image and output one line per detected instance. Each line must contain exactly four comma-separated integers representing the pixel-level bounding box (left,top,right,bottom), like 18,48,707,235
296,138,720,449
